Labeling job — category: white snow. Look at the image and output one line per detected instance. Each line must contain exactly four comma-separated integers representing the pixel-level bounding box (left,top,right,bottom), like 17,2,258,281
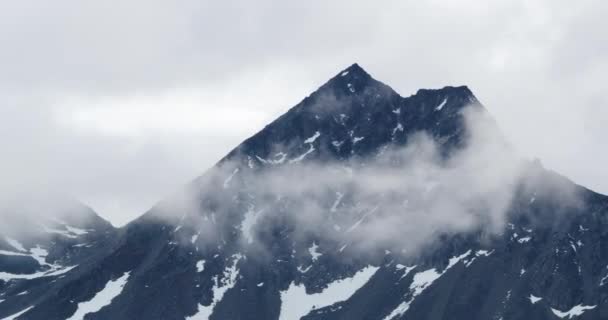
279,266,378,320
332,140,344,148
442,250,471,268
600,267,608,286
191,234,199,244
0,265,76,281
64,225,89,235
309,243,322,262
0,306,34,320
304,131,321,144
255,155,269,164
396,265,417,280
346,206,378,233
330,192,344,212
223,168,239,189
392,108,401,114
352,136,365,144
410,268,442,295
29,246,48,266
187,254,242,320
270,152,288,164
518,236,531,243
0,250,28,257
435,98,448,111
41,225,78,238
392,123,404,137
241,206,263,244
383,251,471,320
550,304,596,319
476,250,492,257
529,295,542,304
297,265,312,273
196,260,206,272
67,272,130,320
288,144,315,163
347,83,355,93
465,250,492,267
4,237,26,252
341,71,349,77
257,282,264,287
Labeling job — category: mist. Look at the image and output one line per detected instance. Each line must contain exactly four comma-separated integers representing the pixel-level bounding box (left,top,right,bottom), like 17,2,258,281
157,106,581,259
0,0,606,227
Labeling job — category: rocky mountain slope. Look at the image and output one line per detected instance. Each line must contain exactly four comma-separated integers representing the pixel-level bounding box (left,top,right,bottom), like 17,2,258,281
0,64,606,320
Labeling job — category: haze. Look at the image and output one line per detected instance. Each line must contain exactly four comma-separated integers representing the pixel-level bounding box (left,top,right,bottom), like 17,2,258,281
0,0,606,226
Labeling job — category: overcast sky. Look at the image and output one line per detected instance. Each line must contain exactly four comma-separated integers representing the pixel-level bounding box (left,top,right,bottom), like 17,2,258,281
1,0,606,226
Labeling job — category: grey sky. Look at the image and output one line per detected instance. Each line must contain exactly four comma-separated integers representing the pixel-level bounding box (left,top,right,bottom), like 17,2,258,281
1,0,606,226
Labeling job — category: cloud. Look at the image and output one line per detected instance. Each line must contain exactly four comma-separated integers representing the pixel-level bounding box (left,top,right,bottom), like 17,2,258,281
159,106,581,258
0,0,605,227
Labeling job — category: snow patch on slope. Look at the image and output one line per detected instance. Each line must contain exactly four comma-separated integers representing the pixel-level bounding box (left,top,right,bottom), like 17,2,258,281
550,304,596,319
223,168,239,189
330,192,344,212
435,98,448,111
241,205,263,244
187,254,242,320
196,260,206,273
304,131,321,144
279,266,378,320
0,306,34,320
289,145,315,163
383,251,471,320
309,243,322,262
67,272,130,320
4,237,26,252
529,295,542,304
0,265,76,281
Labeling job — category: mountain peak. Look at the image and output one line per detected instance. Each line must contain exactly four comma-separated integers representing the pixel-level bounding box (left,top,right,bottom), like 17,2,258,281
318,63,378,97
220,65,486,168
337,63,370,78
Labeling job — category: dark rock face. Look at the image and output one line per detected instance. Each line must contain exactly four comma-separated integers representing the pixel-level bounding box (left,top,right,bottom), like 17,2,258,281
0,64,606,320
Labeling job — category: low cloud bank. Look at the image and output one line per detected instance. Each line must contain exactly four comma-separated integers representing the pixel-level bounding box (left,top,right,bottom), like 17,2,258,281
158,106,581,257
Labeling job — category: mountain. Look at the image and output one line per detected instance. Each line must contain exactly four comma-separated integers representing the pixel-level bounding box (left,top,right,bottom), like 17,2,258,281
0,196,117,318
0,64,606,320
